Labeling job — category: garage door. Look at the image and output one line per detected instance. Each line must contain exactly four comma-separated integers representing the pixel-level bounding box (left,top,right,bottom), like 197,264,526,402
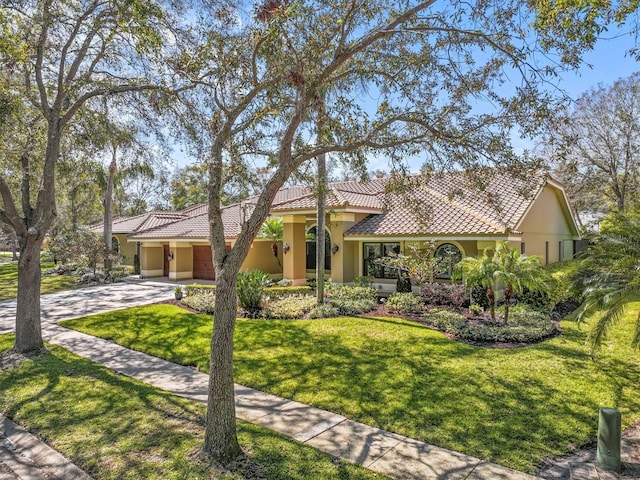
192,246,215,280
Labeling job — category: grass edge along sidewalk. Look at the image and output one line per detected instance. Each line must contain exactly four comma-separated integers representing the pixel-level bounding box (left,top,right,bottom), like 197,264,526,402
0,335,387,480
60,303,640,474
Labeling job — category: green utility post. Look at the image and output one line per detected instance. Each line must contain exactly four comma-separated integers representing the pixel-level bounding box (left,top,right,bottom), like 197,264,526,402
596,407,621,472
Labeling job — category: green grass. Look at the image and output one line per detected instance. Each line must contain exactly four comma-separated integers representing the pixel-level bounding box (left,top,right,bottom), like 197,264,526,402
0,261,80,301
0,334,385,480
61,303,640,473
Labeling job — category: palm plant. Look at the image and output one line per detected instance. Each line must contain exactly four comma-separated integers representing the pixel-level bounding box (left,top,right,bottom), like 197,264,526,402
455,248,499,323
575,215,640,354
258,218,284,267
456,242,551,324
492,242,551,324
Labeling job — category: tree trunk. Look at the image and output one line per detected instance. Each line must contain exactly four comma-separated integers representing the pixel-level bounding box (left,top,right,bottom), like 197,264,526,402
316,97,327,304
487,287,496,324
14,234,44,353
204,266,241,464
103,148,117,270
316,151,327,304
503,286,512,325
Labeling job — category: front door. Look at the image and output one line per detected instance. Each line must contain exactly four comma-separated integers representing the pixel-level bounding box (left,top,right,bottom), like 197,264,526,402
163,245,170,276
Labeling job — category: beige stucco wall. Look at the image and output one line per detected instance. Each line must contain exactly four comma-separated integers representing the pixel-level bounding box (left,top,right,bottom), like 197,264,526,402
140,244,163,277
168,243,193,280
282,215,307,285
243,240,283,275
115,234,137,266
328,213,369,283
518,185,577,263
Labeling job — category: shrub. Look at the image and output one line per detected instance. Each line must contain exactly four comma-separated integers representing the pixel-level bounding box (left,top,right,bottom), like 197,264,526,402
277,278,293,286
517,288,553,313
353,275,374,287
424,309,468,334
106,266,129,282
237,270,270,315
396,274,412,293
469,304,483,315
455,322,556,344
263,295,317,319
424,308,556,344
325,284,377,315
264,286,313,299
550,297,581,320
386,292,424,315
309,303,341,319
181,293,216,314
184,284,216,296
421,282,465,308
79,271,106,284
508,309,552,328
470,284,490,311
183,283,312,300
133,254,140,275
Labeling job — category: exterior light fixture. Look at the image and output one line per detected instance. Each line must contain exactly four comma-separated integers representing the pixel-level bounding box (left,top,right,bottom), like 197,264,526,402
283,243,290,254
167,251,174,261
331,243,339,255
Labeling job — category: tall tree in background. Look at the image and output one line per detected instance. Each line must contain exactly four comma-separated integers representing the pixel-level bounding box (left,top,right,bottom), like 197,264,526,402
171,163,209,210
0,0,181,353
171,0,631,464
546,73,640,216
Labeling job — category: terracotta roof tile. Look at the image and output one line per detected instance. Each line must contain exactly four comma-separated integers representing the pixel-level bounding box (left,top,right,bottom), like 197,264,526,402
125,168,549,240
345,170,546,237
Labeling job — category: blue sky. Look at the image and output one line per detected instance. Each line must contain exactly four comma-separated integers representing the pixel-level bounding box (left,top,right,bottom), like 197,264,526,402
554,25,637,99
171,23,639,172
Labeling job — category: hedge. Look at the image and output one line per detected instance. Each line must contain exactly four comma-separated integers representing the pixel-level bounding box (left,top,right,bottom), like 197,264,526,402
183,284,312,299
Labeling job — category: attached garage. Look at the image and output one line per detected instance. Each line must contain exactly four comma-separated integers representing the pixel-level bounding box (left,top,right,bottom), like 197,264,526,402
192,245,215,280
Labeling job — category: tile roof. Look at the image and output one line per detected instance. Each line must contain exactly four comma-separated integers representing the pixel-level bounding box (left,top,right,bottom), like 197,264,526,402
91,211,165,234
120,168,551,240
271,179,385,212
345,169,547,237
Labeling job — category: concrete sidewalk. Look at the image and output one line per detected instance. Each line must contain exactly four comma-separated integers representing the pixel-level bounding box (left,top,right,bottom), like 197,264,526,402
41,323,537,480
0,282,539,479
1,414,92,480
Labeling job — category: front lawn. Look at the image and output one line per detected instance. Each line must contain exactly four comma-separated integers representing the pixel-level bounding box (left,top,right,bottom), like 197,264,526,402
61,303,640,473
0,334,385,480
0,261,80,301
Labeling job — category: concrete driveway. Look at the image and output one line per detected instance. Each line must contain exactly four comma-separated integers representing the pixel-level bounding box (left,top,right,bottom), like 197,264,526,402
0,280,174,335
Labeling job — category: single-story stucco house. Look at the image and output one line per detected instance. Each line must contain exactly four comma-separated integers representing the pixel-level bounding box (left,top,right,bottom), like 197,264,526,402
97,169,581,292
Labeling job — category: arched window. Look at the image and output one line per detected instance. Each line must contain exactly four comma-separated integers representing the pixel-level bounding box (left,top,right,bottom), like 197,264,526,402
306,226,331,271
434,243,462,280
111,236,120,255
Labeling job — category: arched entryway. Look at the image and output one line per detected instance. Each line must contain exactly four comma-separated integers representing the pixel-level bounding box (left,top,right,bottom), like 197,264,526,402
434,242,463,280
306,226,331,271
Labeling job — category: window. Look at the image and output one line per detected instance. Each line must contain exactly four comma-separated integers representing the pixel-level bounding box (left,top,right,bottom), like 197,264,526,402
306,227,331,271
111,236,120,255
363,242,400,279
434,243,462,280
520,242,526,255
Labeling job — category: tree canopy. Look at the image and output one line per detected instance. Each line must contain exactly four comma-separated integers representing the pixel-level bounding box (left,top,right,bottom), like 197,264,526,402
546,72,640,216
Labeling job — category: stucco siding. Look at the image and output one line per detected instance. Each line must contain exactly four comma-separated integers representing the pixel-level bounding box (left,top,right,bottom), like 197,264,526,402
243,240,283,275
116,234,137,266
518,185,577,263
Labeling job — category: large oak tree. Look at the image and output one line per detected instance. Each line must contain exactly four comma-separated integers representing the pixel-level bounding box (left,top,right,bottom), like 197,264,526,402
175,0,637,464
0,0,183,353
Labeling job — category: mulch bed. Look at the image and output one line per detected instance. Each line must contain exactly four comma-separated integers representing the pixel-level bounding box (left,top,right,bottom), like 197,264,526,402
358,304,562,349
